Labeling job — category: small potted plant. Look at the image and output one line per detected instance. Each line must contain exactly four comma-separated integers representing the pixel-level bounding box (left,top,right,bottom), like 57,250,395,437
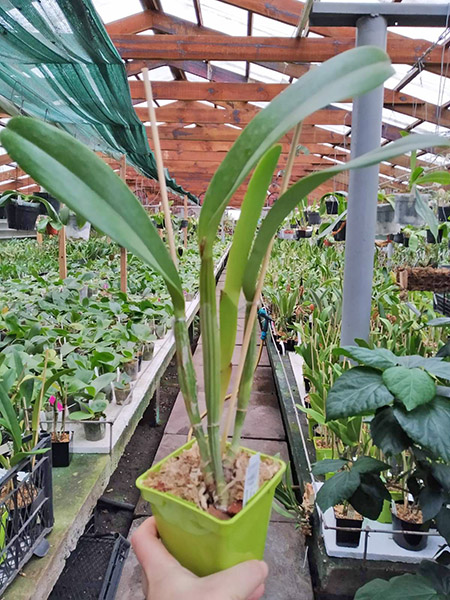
114,373,132,405
391,495,430,552
142,341,155,361
394,136,450,227
313,456,390,548
122,355,138,381
320,192,347,215
436,188,450,223
0,191,59,231
323,345,450,551
305,200,321,225
48,394,72,468
376,190,396,236
60,206,91,240
69,398,108,442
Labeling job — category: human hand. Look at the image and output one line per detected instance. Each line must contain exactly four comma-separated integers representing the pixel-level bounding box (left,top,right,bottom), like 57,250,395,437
132,517,268,600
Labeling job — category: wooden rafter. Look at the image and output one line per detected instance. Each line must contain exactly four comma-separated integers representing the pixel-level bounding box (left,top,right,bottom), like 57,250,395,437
113,35,450,67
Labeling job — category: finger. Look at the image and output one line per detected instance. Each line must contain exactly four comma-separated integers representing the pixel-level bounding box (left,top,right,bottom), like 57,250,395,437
204,560,268,600
131,517,179,576
247,583,265,600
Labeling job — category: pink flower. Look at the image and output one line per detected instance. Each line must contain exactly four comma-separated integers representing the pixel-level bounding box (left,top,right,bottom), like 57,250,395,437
49,395,56,406
103,283,109,289
57,401,64,412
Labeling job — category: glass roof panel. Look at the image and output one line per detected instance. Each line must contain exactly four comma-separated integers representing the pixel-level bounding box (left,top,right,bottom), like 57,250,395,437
210,61,247,76
252,14,296,37
201,0,248,35
402,70,450,105
249,63,290,84
92,0,142,23
160,0,197,23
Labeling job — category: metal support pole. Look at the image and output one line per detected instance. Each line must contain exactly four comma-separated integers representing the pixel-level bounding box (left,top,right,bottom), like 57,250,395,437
340,15,387,346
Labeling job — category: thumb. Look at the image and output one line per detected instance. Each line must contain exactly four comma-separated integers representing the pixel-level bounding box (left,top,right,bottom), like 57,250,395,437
204,560,268,600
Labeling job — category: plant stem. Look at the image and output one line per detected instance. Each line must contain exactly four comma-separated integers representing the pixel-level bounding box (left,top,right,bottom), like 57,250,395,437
221,122,303,455
173,313,213,486
199,249,226,499
228,304,257,458
221,240,273,452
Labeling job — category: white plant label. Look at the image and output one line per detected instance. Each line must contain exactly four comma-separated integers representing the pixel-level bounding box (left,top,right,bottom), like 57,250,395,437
243,453,261,507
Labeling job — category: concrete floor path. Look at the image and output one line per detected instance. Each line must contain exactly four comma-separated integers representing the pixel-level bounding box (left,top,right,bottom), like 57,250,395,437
117,271,313,600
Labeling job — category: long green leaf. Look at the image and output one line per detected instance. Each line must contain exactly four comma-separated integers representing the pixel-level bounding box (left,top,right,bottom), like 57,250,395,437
0,117,184,313
198,46,394,246
219,145,281,400
243,133,450,300
0,380,23,455
416,171,450,187
414,188,439,241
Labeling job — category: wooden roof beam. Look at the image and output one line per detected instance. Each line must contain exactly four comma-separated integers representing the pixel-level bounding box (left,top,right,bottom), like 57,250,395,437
130,81,425,106
113,35,449,67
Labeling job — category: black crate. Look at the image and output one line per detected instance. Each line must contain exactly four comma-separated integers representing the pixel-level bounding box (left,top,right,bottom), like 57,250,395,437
434,266,450,316
434,292,450,316
50,534,130,600
0,434,54,594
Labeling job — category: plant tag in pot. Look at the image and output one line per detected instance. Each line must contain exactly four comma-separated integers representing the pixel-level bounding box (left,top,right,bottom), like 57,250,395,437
243,453,261,507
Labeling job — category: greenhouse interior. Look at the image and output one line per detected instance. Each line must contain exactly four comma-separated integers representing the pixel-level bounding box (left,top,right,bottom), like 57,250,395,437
0,0,450,599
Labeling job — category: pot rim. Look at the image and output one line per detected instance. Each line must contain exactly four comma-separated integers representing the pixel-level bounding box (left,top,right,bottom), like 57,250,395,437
136,438,286,527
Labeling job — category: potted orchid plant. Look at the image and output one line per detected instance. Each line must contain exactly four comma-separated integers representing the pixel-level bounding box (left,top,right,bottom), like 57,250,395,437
2,46,450,577
48,393,72,468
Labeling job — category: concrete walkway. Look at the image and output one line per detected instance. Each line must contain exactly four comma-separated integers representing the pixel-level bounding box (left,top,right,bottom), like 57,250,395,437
116,272,313,600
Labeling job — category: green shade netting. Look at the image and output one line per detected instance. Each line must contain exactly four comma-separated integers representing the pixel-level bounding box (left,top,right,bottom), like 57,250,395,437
0,0,198,203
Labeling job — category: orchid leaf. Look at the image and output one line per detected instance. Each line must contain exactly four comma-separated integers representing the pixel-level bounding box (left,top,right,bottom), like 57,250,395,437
243,134,450,300
0,117,184,313
219,145,281,400
198,46,395,248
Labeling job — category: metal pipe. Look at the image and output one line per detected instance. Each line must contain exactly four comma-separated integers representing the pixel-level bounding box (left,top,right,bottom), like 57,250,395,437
340,15,387,346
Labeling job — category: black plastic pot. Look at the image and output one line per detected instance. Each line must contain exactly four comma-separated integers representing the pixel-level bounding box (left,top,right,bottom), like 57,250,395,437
335,516,362,548
34,192,60,216
403,236,410,248
0,206,5,219
284,339,297,352
393,232,404,244
179,219,188,229
438,205,450,223
51,433,72,468
15,202,40,231
326,199,338,215
6,201,17,229
297,229,312,239
426,229,443,244
333,220,346,242
391,506,430,552
52,432,73,467
307,211,321,225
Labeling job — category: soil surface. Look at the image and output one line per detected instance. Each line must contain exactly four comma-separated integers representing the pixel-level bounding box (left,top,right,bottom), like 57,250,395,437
334,505,363,521
396,504,425,524
145,444,280,517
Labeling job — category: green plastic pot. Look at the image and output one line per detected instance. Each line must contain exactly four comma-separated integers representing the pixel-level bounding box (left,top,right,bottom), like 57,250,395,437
136,439,286,576
377,490,403,524
313,437,333,461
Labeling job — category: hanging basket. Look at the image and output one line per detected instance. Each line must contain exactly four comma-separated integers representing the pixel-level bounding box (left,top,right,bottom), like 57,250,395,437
396,266,450,292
